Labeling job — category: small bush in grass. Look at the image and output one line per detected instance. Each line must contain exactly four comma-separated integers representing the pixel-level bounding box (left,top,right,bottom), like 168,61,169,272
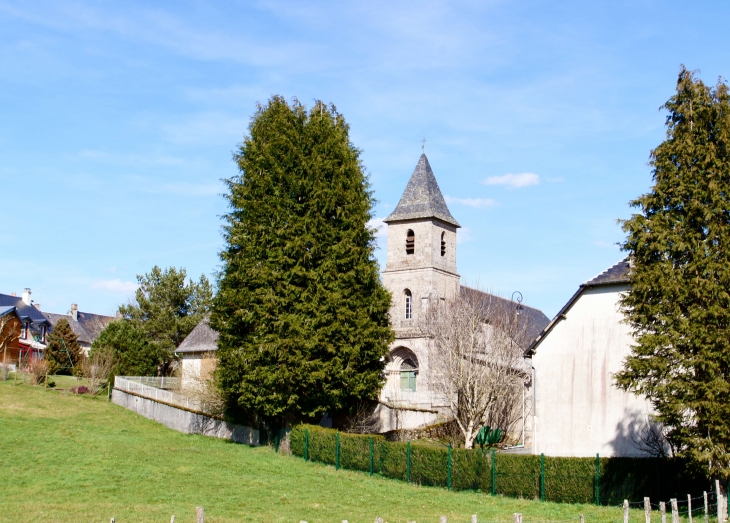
28,358,49,385
70,386,90,394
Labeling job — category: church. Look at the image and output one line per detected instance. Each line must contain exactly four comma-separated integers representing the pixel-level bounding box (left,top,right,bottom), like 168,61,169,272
372,154,550,435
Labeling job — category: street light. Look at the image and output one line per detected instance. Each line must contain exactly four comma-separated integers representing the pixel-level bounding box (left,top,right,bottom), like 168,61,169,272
511,291,524,315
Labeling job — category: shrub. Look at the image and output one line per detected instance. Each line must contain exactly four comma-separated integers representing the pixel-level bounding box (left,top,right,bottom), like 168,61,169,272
28,358,49,385
70,386,91,394
290,424,713,504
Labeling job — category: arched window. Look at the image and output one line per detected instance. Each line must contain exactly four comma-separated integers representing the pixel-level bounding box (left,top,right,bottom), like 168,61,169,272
405,229,415,255
400,358,418,392
404,289,413,319
441,231,446,256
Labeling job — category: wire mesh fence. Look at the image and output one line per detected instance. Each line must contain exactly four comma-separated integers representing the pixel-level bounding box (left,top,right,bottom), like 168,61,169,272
290,424,721,508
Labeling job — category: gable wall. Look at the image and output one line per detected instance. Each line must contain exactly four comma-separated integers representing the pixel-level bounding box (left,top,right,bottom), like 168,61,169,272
531,284,653,457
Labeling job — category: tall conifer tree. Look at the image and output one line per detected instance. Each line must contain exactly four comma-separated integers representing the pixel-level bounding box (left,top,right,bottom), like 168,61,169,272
616,67,730,478
45,318,83,375
211,96,393,426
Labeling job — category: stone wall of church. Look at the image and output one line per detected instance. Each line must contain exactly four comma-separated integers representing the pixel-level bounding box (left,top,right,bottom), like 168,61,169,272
384,219,458,275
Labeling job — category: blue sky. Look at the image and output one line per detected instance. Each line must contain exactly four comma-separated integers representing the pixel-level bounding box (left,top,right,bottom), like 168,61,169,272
1,1,729,318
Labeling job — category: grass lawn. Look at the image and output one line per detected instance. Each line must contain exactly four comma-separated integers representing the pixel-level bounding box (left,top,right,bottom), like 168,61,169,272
1,379,651,523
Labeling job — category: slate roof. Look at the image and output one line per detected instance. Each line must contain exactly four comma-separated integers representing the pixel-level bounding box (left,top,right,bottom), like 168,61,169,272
45,311,115,345
0,305,17,319
459,285,551,350
584,258,630,286
0,293,49,325
384,154,460,227
176,315,219,354
524,258,631,357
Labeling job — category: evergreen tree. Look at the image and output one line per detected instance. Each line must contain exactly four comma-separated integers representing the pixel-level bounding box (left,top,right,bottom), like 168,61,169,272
119,266,213,374
211,96,393,426
616,67,730,479
90,320,161,377
45,318,82,375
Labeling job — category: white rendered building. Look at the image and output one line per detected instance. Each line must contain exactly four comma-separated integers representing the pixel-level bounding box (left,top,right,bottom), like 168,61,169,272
525,259,655,457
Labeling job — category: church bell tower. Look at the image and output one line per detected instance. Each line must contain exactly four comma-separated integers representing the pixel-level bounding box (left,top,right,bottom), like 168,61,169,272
382,154,461,334
373,153,461,428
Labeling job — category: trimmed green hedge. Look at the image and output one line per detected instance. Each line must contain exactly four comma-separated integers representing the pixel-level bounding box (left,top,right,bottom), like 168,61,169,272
291,424,712,505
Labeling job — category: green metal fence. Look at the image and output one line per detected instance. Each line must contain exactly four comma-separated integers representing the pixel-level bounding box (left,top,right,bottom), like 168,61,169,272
290,424,711,505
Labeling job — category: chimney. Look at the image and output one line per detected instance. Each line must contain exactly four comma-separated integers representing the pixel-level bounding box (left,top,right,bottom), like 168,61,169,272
115,311,122,319
34,303,41,310
10,292,16,297
22,288,31,306
70,303,78,321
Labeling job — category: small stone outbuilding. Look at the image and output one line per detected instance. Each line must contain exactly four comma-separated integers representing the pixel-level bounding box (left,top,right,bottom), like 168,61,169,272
176,315,219,390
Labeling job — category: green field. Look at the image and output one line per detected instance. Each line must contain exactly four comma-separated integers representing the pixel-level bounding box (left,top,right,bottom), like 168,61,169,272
0,378,650,523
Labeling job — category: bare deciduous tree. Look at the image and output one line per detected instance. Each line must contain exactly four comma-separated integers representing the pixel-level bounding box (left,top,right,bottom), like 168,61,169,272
0,313,20,381
420,287,531,449
80,347,116,395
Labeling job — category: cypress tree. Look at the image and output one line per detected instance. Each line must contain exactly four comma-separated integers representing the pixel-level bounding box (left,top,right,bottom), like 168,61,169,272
616,67,730,478
211,96,393,426
45,318,83,375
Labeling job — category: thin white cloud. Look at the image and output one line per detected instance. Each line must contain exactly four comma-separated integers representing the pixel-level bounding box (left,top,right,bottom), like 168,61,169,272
445,196,497,208
483,173,540,189
91,279,138,293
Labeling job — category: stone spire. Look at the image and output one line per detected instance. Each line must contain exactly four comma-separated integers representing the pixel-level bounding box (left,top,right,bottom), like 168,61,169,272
384,154,460,227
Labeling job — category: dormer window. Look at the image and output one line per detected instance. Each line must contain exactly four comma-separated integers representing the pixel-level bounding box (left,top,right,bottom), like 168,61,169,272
406,230,415,255
441,232,446,256
40,325,46,343
404,289,413,319
22,321,29,340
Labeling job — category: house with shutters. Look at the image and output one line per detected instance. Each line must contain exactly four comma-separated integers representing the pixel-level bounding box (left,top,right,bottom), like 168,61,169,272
373,154,550,433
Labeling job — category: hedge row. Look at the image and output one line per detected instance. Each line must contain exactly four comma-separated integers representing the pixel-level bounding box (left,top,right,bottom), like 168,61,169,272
290,424,711,505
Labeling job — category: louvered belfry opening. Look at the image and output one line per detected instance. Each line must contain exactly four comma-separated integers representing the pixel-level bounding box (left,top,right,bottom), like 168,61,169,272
406,229,415,255
440,231,446,256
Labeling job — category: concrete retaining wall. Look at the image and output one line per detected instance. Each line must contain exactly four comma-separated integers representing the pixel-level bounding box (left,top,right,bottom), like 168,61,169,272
112,380,258,446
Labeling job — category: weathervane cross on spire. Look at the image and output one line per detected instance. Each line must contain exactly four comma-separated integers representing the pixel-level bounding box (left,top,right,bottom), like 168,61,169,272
420,137,427,153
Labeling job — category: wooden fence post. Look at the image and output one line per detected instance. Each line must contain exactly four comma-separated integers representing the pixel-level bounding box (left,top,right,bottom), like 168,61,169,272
110,519,115,523
196,506,204,523
580,515,585,523
170,517,175,523
645,497,651,523
660,501,666,523
704,491,709,523
717,479,728,522
670,498,679,523
513,514,522,523
688,494,693,523
440,517,448,523
471,515,478,523
624,499,629,523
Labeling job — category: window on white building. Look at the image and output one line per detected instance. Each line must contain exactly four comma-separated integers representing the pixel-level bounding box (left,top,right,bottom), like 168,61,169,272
404,289,413,319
